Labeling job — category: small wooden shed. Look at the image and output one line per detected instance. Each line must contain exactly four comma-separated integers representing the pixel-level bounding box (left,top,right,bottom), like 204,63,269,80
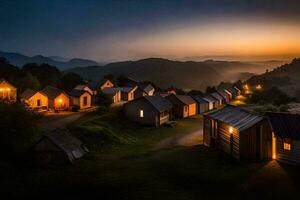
204,105,272,161
20,89,48,110
267,112,300,164
217,89,231,103
210,92,224,107
69,89,92,110
192,95,209,114
124,95,172,127
35,129,88,164
202,95,218,110
165,94,197,118
41,86,70,111
88,79,114,95
0,78,17,102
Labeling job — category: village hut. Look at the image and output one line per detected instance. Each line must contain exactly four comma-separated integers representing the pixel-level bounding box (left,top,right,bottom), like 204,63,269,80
40,86,70,111
88,79,114,95
124,96,172,127
35,129,88,164
165,94,197,118
0,78,17,102
192,95,209,114
20,89,48,110
203,105,272,161
69,89,92,110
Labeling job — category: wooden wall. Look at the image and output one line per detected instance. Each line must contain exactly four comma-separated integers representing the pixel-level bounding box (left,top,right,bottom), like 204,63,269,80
203,116,272,161
276,138,300,164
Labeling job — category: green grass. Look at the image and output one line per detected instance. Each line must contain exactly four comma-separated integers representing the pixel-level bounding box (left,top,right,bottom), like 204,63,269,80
1,112,300,199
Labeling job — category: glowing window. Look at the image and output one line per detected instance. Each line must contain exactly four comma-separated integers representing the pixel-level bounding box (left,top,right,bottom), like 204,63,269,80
140,110,144,118
283,142,291,151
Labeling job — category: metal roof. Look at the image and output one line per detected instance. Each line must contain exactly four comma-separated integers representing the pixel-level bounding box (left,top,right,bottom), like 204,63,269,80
267,112,300,140
115,86,137,93
210,92,224,101
88,79,112,90
207,105,264,132
202,95,217,103
192,95,208,104
172,95,196,105
144,95,172,112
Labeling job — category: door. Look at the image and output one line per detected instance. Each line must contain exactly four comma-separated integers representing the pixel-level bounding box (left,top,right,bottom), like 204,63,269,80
256,126,262,160
37,99,41,107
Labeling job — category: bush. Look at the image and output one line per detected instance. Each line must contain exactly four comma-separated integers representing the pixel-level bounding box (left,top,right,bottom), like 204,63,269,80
95,90,113,108
0,103,41,158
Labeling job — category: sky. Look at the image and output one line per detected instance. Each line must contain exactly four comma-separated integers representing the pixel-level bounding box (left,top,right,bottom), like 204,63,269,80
1,0,300,62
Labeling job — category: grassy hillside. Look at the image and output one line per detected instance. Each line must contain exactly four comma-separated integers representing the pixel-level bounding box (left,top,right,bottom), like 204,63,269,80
68,58,277,90
247,58,300,98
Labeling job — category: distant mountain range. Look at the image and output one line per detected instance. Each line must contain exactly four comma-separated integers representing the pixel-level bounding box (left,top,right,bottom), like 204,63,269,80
0,51,99,70
68,58,282,90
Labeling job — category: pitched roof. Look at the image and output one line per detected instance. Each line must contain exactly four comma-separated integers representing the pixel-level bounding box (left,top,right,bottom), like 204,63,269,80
217,90,229,98
210,92,224,101
144,95,172,112
0,78,16,89
226,87,238,96
69,89,90,97
202,95,218,103
115,86,137,93
207,105,264,131
44,129,88,162
267,112,300,140
172,95,196,105
88,79,112,90
74,84,89,90
20,89,37,99
41,86,66,100
137,82,155,94
192,95,208,104
102,87,120,95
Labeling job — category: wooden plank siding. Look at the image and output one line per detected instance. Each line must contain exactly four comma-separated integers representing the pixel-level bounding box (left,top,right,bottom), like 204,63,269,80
276,138,300,164
204,115,272,161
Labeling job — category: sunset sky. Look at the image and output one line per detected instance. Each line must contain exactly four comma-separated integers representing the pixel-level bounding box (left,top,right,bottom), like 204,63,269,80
1,0,300,62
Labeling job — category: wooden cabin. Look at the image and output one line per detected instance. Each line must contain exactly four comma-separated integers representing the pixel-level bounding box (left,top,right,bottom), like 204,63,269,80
102,87,121,103
267,112,300,164
202,95,218,110
124,96,172,127
226,87,239,99
165,94,197,118
125,81,155,98
69,89,92,110
0,79,17,102
192,95,209,114
116,86,138,101
210,92,224,106
20,89,48,110
41,86,70,111
203,105,272,161
88,79,114,95
35,129,88,164
217,90,231,103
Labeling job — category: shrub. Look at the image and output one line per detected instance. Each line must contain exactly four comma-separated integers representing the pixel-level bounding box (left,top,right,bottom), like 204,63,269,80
0,103,41,158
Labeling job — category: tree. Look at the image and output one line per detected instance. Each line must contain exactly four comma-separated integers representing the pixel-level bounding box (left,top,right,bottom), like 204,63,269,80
61,72,83,91
187,90,203,96
18,73,41,92
0,103,40,158
95,90,113,108
22,63,61,88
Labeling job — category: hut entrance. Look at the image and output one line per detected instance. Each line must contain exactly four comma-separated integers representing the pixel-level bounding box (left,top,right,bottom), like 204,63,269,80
255,126,262,160
210,120,218,147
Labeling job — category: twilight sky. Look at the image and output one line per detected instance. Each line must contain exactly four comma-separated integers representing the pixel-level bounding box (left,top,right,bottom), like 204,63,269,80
1,0,300,62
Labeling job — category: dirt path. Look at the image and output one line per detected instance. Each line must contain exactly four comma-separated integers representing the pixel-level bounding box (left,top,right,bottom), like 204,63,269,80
38,111,90,132
154,129,203,150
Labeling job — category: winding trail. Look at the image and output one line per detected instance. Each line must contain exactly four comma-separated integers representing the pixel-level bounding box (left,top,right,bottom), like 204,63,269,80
154,129,203,150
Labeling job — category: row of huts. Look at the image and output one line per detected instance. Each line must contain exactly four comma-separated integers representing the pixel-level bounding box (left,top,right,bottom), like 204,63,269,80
203,105,300,165
123,86,241,127
0,77,157,111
